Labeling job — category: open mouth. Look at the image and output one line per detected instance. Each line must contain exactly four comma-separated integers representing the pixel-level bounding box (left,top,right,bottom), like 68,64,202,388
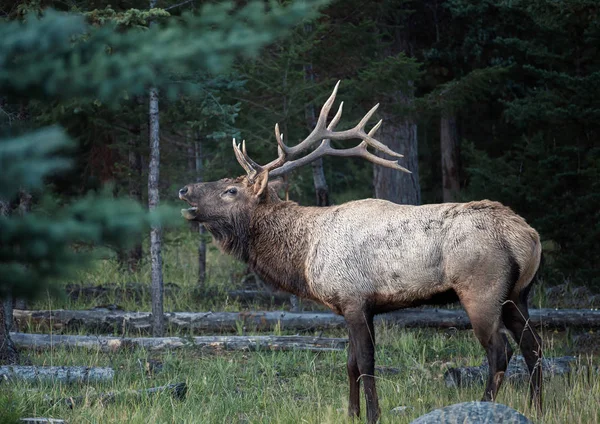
180,195,198,220
181,207,198,220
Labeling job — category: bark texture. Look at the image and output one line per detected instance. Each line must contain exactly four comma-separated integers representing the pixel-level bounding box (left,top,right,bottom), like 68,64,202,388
0,199,19,365
0,365,114,383
148,86,164,337
374,89,420,205
11,332,347,352
14,308,600,335
0,298,19,364
441,114,460,202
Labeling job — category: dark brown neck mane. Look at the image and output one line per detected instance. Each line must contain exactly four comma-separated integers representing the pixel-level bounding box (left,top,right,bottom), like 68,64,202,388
247,201,321,300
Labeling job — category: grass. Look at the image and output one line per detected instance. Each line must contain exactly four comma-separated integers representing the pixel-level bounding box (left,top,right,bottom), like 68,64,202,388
5,228,600,423
3,327,599,423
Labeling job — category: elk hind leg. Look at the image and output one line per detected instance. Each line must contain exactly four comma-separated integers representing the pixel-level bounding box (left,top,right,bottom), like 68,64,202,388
346,337,361,418
502,295,543,412
462,299,513,402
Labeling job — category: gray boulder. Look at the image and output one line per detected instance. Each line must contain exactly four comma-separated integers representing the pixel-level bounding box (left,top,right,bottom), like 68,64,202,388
410,401,533,424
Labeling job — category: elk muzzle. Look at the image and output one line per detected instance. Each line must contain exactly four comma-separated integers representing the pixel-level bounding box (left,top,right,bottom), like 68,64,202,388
178,186,198,220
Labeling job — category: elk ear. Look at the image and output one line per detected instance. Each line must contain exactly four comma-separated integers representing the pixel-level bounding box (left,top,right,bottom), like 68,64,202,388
269,178,285,193
251,170,269,198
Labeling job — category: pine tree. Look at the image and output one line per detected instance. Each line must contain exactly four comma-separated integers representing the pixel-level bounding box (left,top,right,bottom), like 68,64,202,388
0,0,326,362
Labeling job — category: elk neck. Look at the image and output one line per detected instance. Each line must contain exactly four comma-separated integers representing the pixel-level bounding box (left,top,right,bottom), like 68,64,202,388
246,201,321,300
203,210,252,262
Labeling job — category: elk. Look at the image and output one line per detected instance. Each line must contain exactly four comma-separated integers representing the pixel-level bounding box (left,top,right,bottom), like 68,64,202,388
179,81,543,423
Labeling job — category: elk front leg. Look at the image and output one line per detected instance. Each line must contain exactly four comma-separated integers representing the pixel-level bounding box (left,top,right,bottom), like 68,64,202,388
347,336,361,418
345,309,380,424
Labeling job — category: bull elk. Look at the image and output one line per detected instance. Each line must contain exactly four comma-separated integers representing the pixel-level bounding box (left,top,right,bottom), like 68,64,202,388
179,81,543,423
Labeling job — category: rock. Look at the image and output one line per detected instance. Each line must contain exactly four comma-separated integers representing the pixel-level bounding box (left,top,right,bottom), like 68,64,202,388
410,401,532,424
444,355,577,388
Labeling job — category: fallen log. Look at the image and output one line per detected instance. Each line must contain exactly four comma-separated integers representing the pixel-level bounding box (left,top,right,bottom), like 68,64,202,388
48,382,187,408
13,308,600,334
20,419,66,424
226,290,317,306
0,365,114,384
10,332,347,353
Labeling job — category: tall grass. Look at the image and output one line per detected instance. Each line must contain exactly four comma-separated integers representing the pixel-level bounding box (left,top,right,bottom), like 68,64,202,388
3,327,598,423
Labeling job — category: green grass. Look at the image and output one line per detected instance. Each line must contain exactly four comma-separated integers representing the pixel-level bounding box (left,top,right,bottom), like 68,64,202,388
6,229,600,423
3,327,599,423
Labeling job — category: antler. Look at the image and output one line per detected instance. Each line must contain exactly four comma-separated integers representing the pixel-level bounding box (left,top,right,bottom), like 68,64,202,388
233,80,411,180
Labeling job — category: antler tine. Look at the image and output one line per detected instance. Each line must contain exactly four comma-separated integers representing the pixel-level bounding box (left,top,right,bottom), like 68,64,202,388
274,123,287,151
317,80,340,130
232,138,259,180
280,80,341,157
328,101,343,131
241,140,263,170
269,117,410,177
236,80,409,179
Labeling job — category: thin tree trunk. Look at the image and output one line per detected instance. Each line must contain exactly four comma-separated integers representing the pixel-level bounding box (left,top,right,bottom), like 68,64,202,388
373,88,420,205
441,113,460,202
148,86,163,336
195,137,207,289
123,117,143,271
303,24,329,207
0,298,19,364
0,199,19,364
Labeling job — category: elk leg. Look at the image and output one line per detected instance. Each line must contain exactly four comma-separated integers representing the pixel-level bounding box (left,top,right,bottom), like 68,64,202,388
462,299,512,402
347,336,361,418
481,330,513,402
503,299,543,412
345,309,380,424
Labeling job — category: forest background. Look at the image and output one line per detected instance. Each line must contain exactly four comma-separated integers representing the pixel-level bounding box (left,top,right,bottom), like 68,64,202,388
1,0,598,327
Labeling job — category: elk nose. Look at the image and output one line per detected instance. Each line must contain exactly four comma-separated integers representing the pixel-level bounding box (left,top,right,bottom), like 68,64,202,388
179,187,189,197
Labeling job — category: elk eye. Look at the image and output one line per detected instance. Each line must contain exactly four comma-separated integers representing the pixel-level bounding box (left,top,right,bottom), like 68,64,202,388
225,188,237,195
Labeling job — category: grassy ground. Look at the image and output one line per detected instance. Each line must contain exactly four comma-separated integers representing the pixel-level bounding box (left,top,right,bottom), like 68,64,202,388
5,229,600,423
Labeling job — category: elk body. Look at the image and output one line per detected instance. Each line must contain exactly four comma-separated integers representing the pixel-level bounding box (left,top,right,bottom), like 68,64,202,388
179,82,543,423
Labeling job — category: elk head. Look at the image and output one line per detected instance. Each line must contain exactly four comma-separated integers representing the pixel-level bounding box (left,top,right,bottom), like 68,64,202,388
179,80,411,225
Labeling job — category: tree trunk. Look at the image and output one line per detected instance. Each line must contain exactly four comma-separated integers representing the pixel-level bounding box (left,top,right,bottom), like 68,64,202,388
0,298,19,364
0,365,114,383
441,113,460,202
148,85,164,337
11,332,347,353
374,89,420,205
303,35,329,207
14,308,600,334
124,115,143,271
195,138,207,289
117,144,143,272
0,199,19,365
